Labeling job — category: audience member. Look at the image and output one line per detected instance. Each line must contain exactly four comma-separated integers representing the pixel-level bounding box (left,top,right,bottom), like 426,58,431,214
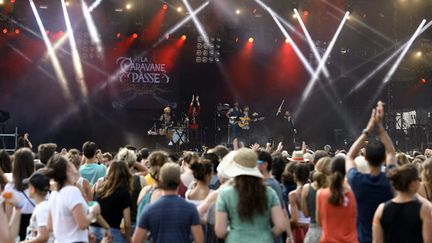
67,149,92,201
418,158,432,202
37,143,57,165
180,151,200,188
5,148,35,240
372,164,432,243
317,156,357,243
0,190,22,243
288,159,310,243
346,101,396,243
133,162,204,243
46,155,110,243
215,148,291,243
79,141,106,185
91,160,133,242
22,172,54,243
0,150,12,182
136,151,171,225
301,157,331,243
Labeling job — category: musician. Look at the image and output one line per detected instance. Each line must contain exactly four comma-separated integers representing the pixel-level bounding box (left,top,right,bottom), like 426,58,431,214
226,101,242,141
188,95,201,147
238,105,259,145
160,106,173,130
276,109,297,152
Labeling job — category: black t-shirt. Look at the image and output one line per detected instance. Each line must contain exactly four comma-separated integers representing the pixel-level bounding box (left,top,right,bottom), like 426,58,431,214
94,186,132,229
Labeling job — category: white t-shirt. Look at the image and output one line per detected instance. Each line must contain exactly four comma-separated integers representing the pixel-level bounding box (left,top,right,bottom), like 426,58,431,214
49,185,89,243
25,200,55,243
4,182,35,214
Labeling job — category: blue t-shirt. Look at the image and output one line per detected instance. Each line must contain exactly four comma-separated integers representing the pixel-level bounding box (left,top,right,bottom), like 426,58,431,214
138,195,200,243
347,167,393,243
79,163,106,185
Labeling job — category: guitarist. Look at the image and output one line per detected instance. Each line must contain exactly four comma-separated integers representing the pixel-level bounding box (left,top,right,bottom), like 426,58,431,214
238,105,259,145
226,101,242,142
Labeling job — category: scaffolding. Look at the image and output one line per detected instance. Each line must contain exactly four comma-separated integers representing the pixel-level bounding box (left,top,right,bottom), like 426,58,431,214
0,127,18,153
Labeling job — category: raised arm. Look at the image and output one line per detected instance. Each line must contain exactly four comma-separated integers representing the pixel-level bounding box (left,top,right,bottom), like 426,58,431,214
375,102,396,166
346,108,376,173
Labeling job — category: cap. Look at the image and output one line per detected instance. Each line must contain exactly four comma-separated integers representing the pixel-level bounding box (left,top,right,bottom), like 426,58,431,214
23,172,50,192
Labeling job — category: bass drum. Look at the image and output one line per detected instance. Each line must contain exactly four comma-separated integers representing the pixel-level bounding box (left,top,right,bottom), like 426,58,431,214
172,129,188,144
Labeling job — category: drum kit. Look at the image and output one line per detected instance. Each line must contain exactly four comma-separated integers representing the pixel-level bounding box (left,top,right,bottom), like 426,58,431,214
147,117,189,145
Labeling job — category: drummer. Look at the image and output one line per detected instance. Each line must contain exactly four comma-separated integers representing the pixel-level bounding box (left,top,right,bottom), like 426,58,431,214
160,106,173,131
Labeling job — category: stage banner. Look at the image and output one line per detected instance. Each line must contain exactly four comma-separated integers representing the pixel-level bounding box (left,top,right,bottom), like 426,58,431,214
108,49,180,110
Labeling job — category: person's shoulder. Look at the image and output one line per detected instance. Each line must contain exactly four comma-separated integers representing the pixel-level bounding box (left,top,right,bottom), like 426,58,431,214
35,200,50,213
219,185,235,194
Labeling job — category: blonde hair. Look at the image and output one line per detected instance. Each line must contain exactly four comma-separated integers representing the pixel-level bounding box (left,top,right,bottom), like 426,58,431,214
421,159,432,186
116,147,137,167
396,153,410,166
313,157,332,189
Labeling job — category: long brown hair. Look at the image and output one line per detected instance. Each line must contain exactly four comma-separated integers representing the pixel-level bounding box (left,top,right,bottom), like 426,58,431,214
96,161,132,199
328,157,346,206
234,175,267,222
13,148,35,191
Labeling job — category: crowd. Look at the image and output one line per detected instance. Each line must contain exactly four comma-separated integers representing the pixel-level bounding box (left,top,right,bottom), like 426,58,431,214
1,101,432,243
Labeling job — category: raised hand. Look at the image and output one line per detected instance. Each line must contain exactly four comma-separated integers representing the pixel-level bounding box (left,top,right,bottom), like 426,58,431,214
250,143,260,151
191,95,195,102
276,142,283,152
196,96,199,102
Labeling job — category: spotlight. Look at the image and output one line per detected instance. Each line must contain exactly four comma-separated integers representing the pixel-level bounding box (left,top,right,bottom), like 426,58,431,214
177,7,182,12
2,28,7,34
253,8,257,14
10,0,15,3
235,37,239,43
416,51,422,57
420,78,427,84
248,37,254,43
285,38,290,44
236,9,241,15
181,34,187,40
162,4,168,10
126,3,132,10
14,28,20,34
0,0,4,5
292,14,297,19
116,32,121,38
65,1,70,6
132,33,138,39
303,10,309,16
165,34,170,40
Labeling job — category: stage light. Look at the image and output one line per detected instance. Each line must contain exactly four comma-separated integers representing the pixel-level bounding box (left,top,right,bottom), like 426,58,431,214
65,1,70,6
132,33,138,39
177,7,182,12
416,51,422,57
116,32,121,38
126,3,132,10
0,0,4,5
285,38,290,44
2,28,7,34
303,10,309,16
165,34,170,40
181,34,187,40
14,28,20,34
292,14,297,19
248,37,254,43
235,37,239,43
163,4,168,10
10,0,15,3
421,78,427,84
253,8,257,14
236,9,241,15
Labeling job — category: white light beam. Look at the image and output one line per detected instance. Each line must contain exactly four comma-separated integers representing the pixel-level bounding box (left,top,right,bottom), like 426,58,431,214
294,8,330,78
383,19,426,84
300,11,350,103
81,0,103,56
61,0,88,100
181,0,209,45
29,0,72,101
